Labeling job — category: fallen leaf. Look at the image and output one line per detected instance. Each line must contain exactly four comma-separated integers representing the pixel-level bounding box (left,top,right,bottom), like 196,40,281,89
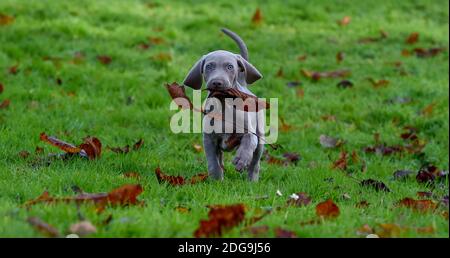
0,13,15,26
358,30,388,43
69,220,97,237
39,132,81,154
152,52,172,62
279,117,293,132
251,8,263,25
108,145,130,154
406,32,419,44
363,144,403,156
97,55,112,65
397,197,437,212
332,151,348,170
367,78,390,88
79,136,102,159
416,226,435,234
194,204,246,237
360,179,390,192
18,150,30,159
287,192,312,207
243,225,269,237
274,227,297,238
192,143,203,152
137,43,151,50
338,16,351,26
356,200,370,208
421,103,436,116
336,80,353,89
0,99,10,109
316,199,340,219
413,47,445,58
0,83,3,93
27,217,60,238
336,51,345,64
276,67,284,77
301,69,350,81
132,139,144,150
148,37,164,45
297,55,307,61
319,135,344,148
376,223,403,238
155,167,207,186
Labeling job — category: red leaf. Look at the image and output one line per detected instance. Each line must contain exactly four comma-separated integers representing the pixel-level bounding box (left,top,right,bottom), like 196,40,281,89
18,150,30,159
194,204,246,237
301,69,350,81
0,99,10,109
123,172,141,179
406,32,419,44
413,47,445,58
97,55,112,65
133,139,144,150
39,132,81,154
79,136,102,159
155,167,207,186
367,78,390,88
397,197,437,212
165,82,193,110
189,173,209,184
316,199,340,219
274,227,297,238
251,8,263,25
0,83,3,94
107,184,143,206
332,151,348,170
148,37,165,45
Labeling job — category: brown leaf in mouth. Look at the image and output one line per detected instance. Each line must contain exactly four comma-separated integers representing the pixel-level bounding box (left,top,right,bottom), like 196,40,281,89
206,88,270,112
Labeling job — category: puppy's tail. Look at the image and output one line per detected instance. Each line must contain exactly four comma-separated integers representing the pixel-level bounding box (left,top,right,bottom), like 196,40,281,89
221,28,249,61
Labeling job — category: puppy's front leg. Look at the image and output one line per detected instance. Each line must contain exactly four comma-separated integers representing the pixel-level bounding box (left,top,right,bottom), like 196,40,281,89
232,133,258,172
203,133,223,180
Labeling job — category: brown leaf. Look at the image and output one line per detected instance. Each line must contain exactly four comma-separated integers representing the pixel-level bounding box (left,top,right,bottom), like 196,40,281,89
0,99,10,109
338,16,351,26
155,167,207,186
152,52,172,62
39,132,81,154
107,184,143,207
302,69,350,81
133,139,144,150
189,173,209,184
406,32,419,44
316,199,340,219
276,67,284,78
69,220,97,237
251,8,263,25
413,47,445,58
97,55,112,65
356,200,370,208
279,117,293,132
421,103,435,116
336,51,345,64
192,143,203,153
397,197,437,212
194,204,246,237
0,83,3,94
319,135,344,148
0,13,15,26
137,43,151,50
376,223,403,238
148,37,164,45
108,145,130,154
207,88,270,112
367,78,390,88
27,217,60,238
332,151,348,170
274,227,297,238
35,146,44,154
358,30,388,44
79,136,102,159
360,179,390,192
165,82,193,110
297,55,307,61
18,150,30,159
8,64,19,75
287,192,312,207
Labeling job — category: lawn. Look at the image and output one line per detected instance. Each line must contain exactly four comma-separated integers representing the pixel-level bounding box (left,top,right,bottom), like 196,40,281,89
0,0,448,238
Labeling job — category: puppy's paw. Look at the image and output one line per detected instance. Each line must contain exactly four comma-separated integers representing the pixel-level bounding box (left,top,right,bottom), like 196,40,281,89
232,151,253,172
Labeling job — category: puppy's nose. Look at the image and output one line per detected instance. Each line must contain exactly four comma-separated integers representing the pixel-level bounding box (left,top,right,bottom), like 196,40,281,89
211,80,224,87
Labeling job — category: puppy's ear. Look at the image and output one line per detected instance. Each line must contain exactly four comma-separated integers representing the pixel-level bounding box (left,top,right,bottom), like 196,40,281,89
183,57,205,89
236,55,263,85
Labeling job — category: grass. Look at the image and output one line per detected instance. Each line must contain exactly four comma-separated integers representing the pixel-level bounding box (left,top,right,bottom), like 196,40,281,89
0,0,448,238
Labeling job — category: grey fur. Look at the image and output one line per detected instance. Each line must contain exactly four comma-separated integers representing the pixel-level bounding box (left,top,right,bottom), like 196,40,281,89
183,28,264,181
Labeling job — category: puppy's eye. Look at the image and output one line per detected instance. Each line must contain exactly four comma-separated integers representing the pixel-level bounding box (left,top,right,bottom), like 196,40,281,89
205,64,214,71
226,64,234,70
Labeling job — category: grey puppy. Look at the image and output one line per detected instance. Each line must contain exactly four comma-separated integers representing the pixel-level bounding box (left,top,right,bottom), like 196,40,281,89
183,28,264,182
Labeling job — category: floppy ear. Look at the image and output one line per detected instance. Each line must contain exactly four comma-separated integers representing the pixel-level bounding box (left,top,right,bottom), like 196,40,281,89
183,57,205,89
236,55,263,85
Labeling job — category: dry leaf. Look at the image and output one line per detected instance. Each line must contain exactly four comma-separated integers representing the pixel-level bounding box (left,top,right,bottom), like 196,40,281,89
316,199,340,219
194,204,246,237
97,55,112,65
406,32,419,44
251,8,263,25
0,13,15,26
27,217,60,238
0,99,10,109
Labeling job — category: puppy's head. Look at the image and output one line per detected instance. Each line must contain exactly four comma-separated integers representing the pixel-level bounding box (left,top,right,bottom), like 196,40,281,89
183,50,262,90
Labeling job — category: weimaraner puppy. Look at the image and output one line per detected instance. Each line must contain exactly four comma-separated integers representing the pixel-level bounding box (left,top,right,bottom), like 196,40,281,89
183,28,264,181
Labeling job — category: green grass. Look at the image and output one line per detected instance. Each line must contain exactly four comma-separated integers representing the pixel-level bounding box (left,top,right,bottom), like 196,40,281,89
0,0,448,238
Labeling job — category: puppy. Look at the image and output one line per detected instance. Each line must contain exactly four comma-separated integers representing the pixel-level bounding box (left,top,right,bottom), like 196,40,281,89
183,28,264,181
